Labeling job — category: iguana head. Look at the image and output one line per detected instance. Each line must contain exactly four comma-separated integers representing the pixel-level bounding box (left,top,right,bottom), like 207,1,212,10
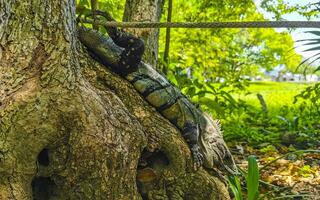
199,113,238,175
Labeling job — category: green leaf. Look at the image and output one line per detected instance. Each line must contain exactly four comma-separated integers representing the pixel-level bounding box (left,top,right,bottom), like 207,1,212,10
306,31,320,36
296,38,320,42
313,65,320,72
78,0,90,7
292,116,299,130
195,90,214,97
301,41,320,46
227,176,243,200
308,55,320,66
247,155,259,200
277,115,290,125
302,45,320,52
296,52,320,72
221,91,237,107
198,97,224,115
186,87,196,97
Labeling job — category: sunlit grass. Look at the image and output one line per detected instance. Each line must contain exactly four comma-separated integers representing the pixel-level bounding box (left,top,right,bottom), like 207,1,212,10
236,82,312,114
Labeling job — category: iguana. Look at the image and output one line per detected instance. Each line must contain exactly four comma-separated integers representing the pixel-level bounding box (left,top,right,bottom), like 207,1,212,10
78,11,237,175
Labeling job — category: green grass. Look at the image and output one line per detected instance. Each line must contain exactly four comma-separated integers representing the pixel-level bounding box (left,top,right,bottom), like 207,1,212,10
223,81,319,145
237,82,311,114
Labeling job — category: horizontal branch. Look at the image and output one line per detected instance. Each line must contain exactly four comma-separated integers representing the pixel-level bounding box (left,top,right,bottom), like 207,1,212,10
80,19,320,29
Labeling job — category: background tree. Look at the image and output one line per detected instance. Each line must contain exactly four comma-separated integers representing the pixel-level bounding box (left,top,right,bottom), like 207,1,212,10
123,0,164,66
0,0,230,199
260,0,320,20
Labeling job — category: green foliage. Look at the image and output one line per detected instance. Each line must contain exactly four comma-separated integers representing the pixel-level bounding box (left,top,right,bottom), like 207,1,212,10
76,0,125,20
295,82,320,105
159,0,302,86
260,0,320,20
156,0,303,124
228,175,243,200
228,156,259,200
276,115,299,132
166,66,242,117
298,165,314,177
259,145,277,154
296,30,320,74
223,82,320,147
247,156,259,200
294,29,320,120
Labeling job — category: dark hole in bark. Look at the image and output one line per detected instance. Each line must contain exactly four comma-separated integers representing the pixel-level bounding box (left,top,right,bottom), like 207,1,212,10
32,177,57,200
37,148,49,166
147,150,170,168
138,149,169,169
137,149,170,199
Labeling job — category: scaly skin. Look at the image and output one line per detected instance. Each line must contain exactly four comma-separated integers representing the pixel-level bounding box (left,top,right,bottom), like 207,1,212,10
78,12,237,174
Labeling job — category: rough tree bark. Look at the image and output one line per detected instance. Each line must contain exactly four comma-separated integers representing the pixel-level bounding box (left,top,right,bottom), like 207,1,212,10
123,0,164,66
0,0,230,199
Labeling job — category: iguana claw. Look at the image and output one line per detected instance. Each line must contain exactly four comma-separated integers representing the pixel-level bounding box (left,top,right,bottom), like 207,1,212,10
191,145,204,170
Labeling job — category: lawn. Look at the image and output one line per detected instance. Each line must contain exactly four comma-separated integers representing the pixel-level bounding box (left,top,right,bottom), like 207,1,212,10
223,81,319,145
237,82,312,115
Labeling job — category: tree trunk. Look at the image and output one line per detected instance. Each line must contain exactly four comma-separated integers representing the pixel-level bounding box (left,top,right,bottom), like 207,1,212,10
0,0,230,199
123,0,164,66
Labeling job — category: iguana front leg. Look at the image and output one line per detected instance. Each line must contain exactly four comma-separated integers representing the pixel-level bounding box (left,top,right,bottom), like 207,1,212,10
182,121,203,169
